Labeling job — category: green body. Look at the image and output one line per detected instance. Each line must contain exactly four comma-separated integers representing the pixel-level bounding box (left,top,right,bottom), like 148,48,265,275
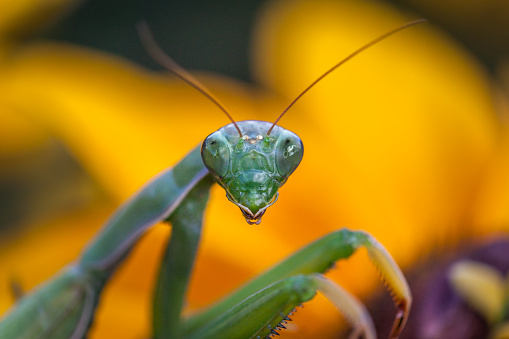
0,121,410,339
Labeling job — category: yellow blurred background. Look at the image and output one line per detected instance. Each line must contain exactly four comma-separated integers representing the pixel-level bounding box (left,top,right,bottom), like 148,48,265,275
1,0,508,338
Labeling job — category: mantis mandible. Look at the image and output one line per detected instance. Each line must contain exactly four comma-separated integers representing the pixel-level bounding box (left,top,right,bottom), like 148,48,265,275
0,19,425,339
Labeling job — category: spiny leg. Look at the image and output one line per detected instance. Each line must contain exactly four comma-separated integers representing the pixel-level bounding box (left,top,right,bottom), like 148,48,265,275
185,275,316,339
362,232,411,337
184,273,377,339
182,229,411,338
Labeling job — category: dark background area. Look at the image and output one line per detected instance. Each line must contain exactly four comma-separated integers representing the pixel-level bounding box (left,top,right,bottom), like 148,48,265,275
40,0,509,79
43,0,268,82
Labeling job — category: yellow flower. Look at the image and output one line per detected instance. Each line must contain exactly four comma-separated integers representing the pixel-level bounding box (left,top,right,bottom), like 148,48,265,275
248,0,507,335
1,0,508,338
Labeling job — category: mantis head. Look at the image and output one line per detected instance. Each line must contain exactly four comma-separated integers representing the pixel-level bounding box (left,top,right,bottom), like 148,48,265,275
201,121,303,224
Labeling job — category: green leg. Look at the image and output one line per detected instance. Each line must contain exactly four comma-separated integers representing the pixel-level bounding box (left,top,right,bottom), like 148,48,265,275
0,146,211,338
153,177,214,338
186,273,379,339
186,274,318,339
79,145,209,276
183,229,411,338
0,267,96,339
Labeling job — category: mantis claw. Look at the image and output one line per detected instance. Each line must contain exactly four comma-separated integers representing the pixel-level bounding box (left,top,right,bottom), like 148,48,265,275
361,232,412,338
390,308,407,338
312,274,376,339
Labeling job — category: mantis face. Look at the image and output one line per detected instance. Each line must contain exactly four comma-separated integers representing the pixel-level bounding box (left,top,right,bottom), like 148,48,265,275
201,120,303,224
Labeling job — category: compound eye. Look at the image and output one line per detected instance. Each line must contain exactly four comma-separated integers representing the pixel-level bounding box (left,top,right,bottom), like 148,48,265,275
201,132,230,177
275,131,304,177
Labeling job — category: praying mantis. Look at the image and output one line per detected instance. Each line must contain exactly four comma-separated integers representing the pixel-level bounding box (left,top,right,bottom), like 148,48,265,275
0,19,426,338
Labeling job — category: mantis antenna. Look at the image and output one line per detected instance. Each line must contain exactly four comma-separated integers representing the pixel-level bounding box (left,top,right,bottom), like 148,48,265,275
137,21,243,138
266,18,427,135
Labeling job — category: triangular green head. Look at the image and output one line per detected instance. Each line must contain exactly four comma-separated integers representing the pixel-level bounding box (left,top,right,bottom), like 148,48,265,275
201,120,303,224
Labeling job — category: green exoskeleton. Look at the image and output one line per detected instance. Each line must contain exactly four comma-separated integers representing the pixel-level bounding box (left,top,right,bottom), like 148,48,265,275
0,19,426,339
202,121,302,224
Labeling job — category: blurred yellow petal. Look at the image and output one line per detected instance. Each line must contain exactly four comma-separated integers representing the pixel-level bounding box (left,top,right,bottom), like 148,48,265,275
0,0,78,39
1,0,508,338
253,0,499,265
0,0,78,154
251,0,501,336
0,109,48,155
470,63,509,229
449,260,505,324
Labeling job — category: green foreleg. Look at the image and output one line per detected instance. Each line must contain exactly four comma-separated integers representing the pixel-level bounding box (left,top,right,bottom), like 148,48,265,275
186,274,318,339
185,273,376,339
153,177,214,338
79,145,209,277
183,229,411,338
